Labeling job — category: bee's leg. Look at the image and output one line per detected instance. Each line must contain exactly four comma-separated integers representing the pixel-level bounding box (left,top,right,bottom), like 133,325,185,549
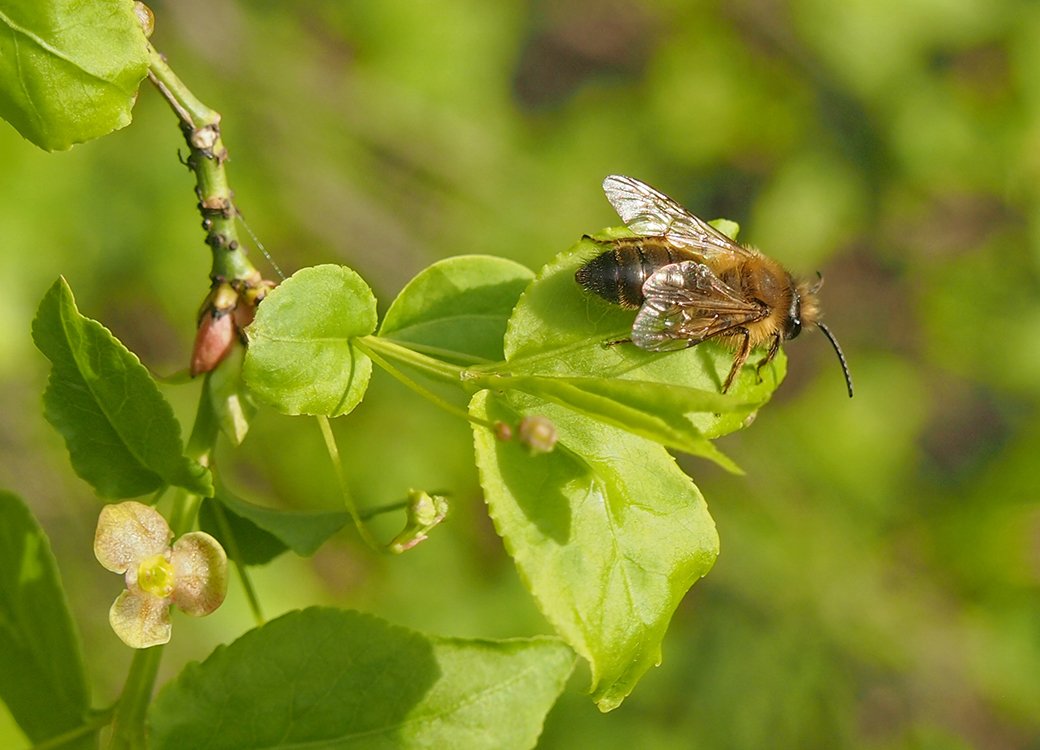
722,329,751,393
605,337,631,347
755,334,782,383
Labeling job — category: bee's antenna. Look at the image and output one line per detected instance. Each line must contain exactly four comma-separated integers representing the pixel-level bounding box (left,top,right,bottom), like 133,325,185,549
816,322,853,398
810,271,824,294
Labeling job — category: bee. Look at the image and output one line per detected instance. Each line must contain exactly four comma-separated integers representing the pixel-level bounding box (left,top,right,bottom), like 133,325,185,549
575,175,853,397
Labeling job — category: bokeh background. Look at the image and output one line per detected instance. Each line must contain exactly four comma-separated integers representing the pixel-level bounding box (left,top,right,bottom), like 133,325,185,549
2,0,1039,747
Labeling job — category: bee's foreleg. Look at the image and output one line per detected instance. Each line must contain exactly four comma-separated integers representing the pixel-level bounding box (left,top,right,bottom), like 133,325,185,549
722,329,751,393
604,337,631,347
755,334,782,383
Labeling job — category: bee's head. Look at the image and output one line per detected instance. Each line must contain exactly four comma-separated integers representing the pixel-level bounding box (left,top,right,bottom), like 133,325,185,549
785,274,818,340
795,273,854,398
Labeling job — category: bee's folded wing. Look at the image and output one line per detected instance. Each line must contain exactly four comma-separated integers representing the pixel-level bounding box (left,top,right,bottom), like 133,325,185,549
632,261,765,351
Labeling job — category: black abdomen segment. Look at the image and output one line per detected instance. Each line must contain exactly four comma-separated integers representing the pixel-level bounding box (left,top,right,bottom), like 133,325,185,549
575,239,696,307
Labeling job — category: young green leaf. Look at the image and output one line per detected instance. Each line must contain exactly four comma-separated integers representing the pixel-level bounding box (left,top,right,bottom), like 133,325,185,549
244,265,377,417
379,255,534,363
0,0,149,150
0,491,93,749
199,487,350,566
500,235,785,438
470,391,719,711
31,277,212,498
149,607,575,749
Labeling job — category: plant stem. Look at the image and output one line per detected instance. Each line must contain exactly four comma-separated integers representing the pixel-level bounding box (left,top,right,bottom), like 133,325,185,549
354,337,497,429
146,43,259,285
358,498,410,521
210,500,265,626
356,336,466,385
315,416,382,551
168,384,217,537
107,646,163,750
32,708,114,750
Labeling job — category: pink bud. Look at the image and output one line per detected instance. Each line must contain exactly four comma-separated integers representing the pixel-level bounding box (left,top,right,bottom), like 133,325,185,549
190,311,235,377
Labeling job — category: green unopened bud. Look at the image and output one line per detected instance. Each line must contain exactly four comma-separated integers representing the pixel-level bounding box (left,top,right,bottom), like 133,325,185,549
387,490,449,554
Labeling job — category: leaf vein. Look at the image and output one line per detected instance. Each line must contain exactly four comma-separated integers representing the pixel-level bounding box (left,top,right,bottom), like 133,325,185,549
0,9,132,93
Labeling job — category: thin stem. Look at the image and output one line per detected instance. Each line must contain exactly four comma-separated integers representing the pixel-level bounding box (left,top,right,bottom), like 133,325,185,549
355,338,496,429
145,45,218,126
31,708,114,750
467,325,633,375
358,498,410,521
107,646,163,750
169,384,216,538
381,340,493,366
356,336,466,385
167,493,201,539
210,500,265,626
315,416,382,551
185,377,218,460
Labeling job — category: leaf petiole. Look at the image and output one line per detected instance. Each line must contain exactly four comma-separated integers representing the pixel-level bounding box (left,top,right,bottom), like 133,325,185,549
315,415,382,552
353,337,498,430
356,336,466,385
208,499,265,626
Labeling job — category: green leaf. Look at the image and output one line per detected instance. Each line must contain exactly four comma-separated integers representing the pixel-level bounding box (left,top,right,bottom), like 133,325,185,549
502,234,785,438
0,491,93,749
244,265,377,417
470,391,718,711
0,0,149,151
149,607,575,749
199,487,350,566
473,373,748,472
31,277,212,498
379,255,534,363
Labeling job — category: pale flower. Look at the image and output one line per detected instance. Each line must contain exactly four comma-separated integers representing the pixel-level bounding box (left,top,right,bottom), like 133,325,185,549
94,501,227,648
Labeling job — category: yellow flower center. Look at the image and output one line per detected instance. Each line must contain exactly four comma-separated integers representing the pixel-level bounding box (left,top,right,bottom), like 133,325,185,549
137,554,175,598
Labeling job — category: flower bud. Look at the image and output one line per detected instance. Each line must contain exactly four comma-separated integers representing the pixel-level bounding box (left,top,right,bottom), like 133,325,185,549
493,421,513,442
387,490,449,554
190,309,235,377
518,415,558,454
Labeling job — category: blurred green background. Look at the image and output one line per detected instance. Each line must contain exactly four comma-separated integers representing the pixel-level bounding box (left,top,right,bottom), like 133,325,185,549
2,0,1039,747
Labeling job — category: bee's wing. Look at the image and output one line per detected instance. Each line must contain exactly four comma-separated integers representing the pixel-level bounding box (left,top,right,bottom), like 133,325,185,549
603,175,752,259
631,261,766,352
